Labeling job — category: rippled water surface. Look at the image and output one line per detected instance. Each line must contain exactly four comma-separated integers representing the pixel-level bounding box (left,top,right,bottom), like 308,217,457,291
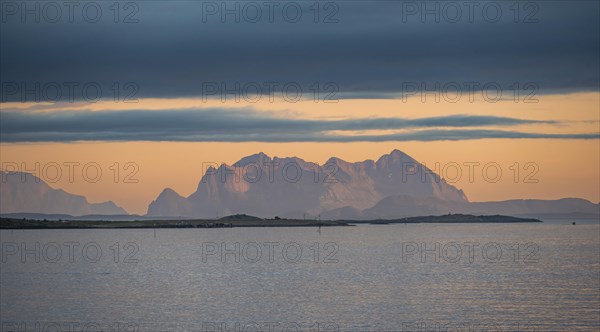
1,221,599,331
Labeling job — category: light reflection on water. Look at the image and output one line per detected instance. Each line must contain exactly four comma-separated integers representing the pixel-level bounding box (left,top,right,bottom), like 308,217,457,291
1,222,599,331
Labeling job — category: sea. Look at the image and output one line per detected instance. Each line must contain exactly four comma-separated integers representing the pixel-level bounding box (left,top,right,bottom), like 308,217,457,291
1,219,598,331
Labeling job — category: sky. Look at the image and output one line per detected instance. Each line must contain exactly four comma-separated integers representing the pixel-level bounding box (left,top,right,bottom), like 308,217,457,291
1,1,599,214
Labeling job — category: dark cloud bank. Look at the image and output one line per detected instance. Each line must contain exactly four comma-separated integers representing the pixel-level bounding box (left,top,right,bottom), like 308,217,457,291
1,108,596,142
1,1,598,102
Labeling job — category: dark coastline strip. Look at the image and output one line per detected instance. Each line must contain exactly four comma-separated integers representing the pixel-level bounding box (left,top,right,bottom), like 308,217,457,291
0,214,541,229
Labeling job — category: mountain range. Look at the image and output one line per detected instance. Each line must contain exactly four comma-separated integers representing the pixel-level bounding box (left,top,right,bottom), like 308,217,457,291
146,150,599,220
0,171,126,216
146,150,468,218
1,150,598,220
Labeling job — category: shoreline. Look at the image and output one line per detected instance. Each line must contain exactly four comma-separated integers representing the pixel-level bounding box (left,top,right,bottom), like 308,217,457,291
0,214,542,229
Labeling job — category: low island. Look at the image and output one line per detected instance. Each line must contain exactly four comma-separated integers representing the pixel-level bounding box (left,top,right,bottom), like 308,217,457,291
0,213,541,229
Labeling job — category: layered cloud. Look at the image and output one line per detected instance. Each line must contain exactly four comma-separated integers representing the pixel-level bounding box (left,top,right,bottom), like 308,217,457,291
1,108,596,142
1,1,598,101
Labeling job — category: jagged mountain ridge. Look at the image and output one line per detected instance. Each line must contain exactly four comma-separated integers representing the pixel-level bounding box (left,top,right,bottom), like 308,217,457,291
0,171,127,215
147,150,468,218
